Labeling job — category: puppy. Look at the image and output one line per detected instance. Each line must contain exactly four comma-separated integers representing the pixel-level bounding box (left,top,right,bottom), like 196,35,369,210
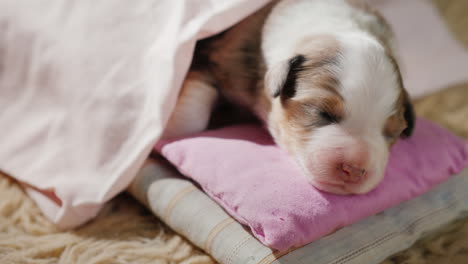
163,0,415,195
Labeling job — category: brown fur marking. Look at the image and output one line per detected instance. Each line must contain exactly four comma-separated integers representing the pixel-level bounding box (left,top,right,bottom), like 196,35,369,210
267,35,344,152
294,35,342,97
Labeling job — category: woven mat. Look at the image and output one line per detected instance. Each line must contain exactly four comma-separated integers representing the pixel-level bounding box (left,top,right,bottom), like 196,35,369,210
1,1,467,263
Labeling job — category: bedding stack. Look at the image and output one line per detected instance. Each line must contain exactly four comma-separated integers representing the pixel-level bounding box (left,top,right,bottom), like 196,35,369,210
131,118,468,264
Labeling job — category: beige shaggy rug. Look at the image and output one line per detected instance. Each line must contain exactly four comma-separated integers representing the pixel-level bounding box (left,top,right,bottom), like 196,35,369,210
1,0,467,263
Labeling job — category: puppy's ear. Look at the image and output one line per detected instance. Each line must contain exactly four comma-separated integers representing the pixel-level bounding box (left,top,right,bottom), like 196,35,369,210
265,55,306,100
401,93,415,138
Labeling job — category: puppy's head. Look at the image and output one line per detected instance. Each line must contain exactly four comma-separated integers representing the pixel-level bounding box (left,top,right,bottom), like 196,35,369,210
265,34,415,194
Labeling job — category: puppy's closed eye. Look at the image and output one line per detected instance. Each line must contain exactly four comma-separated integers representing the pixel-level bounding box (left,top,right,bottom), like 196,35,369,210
305,109,341,128
318,110,340,125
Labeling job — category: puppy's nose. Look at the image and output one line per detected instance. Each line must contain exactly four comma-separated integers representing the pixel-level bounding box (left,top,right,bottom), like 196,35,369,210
340,163,367,183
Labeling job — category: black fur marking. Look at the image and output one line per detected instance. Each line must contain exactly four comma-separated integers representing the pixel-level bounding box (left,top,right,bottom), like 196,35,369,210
401,100,415,138
274,55,307,100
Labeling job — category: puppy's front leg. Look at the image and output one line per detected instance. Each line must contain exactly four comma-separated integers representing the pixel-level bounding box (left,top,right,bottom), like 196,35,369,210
162,71,218,139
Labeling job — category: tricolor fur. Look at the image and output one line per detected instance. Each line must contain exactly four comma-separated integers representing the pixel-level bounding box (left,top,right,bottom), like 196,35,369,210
163,0,415,194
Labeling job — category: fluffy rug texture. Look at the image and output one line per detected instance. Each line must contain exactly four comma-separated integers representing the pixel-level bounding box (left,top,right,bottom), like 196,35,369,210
1,0,468,263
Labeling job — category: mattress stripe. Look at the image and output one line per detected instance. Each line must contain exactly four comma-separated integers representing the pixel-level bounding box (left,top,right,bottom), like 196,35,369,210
163,185,197,222
258,247,298,264
226,235,254,264
204,217,236,254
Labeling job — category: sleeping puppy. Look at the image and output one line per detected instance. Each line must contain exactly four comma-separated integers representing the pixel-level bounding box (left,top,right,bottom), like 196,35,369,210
163,0,415,195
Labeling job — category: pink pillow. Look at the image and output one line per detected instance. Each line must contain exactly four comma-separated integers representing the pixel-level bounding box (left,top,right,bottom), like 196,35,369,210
156,118,468,251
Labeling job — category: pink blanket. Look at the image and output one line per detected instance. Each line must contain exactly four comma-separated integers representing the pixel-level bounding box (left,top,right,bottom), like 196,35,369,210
157,118,468,250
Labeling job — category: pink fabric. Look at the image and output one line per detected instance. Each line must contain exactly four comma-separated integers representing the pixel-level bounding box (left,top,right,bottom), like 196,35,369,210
157,118,468,251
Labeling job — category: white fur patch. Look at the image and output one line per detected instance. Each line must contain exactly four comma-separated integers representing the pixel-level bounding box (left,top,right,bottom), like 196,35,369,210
337,33,399,136
334,33,399,192
263,0,363,67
